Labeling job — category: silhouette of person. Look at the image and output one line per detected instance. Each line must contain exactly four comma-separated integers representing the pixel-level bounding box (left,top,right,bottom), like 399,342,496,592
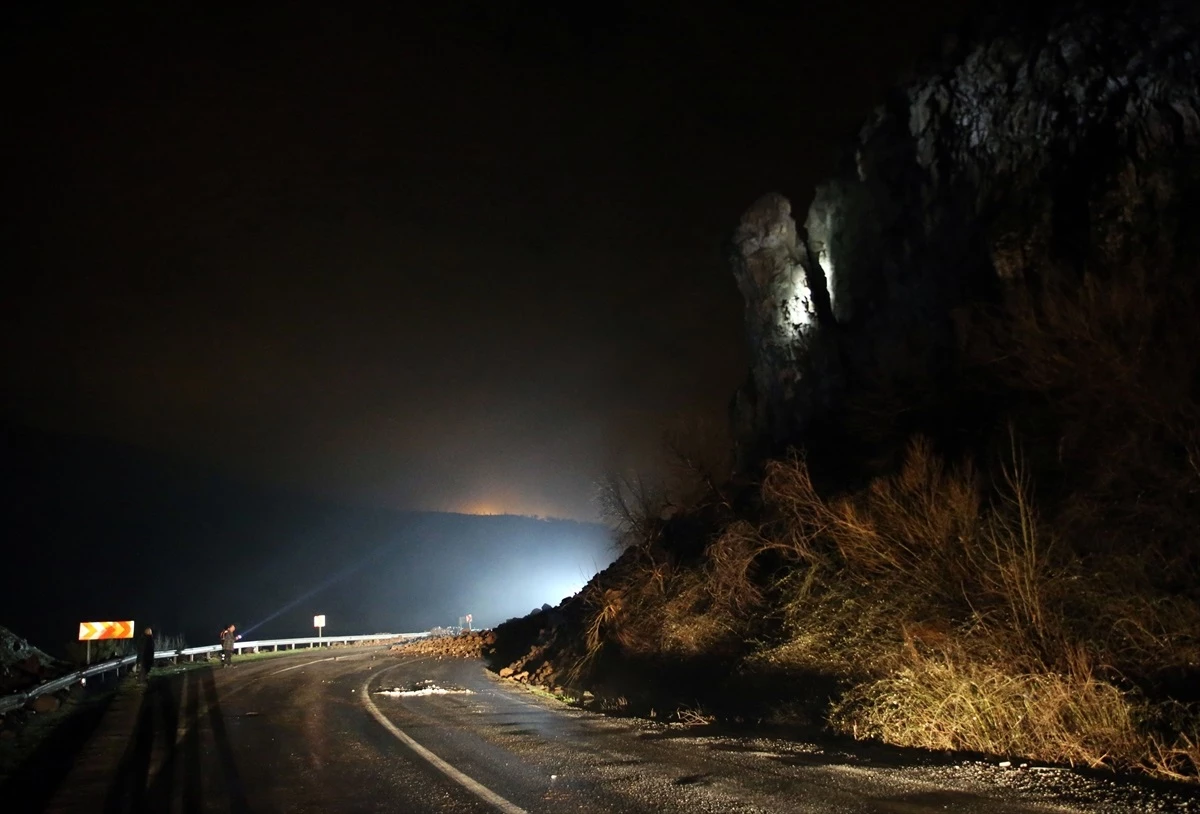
220,624,237,667
139,627,155,683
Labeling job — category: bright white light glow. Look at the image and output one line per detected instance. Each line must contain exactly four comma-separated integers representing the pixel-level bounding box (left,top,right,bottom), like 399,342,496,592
781,259,816,337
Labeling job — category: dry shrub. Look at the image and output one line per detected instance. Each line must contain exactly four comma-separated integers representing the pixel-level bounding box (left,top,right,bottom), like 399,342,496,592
574,547,708,659
662,413,734,512
768,433,1082,660
826,438,982,609
672,705,717,726
658,567,739,657
830,646,1143,769
754,443,986,682
583,587,626,656
1147,729,1200,782
968,434,1066,664
569,521,770,676
762,438,983,602
596,471,671,550
760,451,837,558
756,580,928,681
705,520,777,610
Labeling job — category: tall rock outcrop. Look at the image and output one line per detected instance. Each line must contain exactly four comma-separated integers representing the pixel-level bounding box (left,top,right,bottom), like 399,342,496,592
731,0,1200,468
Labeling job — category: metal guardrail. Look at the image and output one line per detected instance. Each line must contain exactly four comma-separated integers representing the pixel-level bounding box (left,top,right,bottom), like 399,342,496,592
0,632,429,715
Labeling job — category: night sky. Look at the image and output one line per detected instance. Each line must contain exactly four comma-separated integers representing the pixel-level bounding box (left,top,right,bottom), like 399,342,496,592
1,2,971,648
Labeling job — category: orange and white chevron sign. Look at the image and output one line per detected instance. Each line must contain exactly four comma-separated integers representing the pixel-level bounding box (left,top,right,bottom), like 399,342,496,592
78,621,135,641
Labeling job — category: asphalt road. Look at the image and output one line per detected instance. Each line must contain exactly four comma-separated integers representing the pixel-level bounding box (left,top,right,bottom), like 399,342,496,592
37,646,1200,813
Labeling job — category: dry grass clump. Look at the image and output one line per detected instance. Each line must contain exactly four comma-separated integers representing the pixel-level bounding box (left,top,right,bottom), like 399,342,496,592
830,646,1143,768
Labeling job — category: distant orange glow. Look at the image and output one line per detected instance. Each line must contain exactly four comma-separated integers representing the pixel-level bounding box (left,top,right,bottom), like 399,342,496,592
463,503,503,516
451,495,565,519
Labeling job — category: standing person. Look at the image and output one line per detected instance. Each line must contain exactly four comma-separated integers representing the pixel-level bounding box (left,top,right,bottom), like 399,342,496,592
220,624,237,667
139,627,155,683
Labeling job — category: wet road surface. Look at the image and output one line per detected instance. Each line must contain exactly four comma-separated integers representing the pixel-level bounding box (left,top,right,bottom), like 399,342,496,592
39,647,1200,812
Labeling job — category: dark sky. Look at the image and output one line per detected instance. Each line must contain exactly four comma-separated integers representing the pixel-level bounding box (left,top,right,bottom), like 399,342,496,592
2,1,970,522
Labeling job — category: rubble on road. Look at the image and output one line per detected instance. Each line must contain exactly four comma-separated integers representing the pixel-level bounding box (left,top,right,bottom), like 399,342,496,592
389,626,570,695
389,630,495,659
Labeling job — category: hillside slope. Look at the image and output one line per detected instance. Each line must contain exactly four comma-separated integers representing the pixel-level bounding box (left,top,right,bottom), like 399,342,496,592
489,0,1200,783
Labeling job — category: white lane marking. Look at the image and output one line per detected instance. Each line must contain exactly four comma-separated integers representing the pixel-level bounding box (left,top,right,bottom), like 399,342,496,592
270,656,337,675
361,670,528,814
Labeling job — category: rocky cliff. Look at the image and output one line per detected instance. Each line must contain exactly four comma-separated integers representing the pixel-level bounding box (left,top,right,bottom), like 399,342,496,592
731,0,1200,470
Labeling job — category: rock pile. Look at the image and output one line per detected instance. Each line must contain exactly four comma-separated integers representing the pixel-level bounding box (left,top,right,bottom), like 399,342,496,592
390,631,495,659
493,641,561,691
389,629,570,695
484,602,588,697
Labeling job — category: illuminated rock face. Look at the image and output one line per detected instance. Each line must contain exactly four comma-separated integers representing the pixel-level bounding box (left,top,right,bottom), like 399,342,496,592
732,0,1200,467
729,194,834,455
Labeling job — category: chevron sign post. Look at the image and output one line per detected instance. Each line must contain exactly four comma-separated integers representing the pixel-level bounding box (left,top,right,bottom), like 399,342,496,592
79,621,133,640
78,620,135,665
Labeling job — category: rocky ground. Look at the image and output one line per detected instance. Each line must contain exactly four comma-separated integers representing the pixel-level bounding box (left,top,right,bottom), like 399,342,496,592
0,625,63,696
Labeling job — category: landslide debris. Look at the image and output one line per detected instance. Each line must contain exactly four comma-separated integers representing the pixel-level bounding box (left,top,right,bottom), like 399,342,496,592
389,630,494,660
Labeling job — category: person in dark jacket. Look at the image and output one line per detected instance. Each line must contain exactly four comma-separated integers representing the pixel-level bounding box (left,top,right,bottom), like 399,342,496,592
220,624,237,667
139,627,155,683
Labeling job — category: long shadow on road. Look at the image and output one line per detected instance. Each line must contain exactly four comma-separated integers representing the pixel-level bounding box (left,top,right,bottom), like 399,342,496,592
198,666,248,813
101,667,246,813
142,672,185,812
182,668,203,814
103,673,180,813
